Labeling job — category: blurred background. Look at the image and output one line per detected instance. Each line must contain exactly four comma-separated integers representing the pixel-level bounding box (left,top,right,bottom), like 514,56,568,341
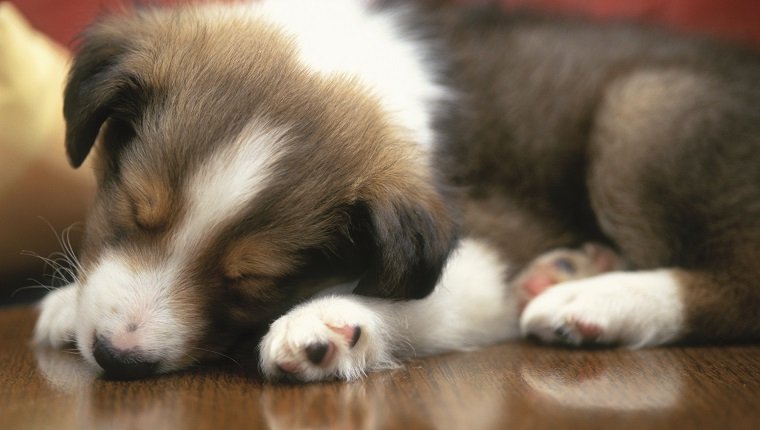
1,0,759,305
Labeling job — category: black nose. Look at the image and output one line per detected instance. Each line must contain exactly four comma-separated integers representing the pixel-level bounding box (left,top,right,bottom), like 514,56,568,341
92,335,158,380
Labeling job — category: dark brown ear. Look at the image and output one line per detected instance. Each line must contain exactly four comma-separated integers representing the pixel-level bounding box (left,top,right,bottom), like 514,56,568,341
63,21,137,168
353,191,458,300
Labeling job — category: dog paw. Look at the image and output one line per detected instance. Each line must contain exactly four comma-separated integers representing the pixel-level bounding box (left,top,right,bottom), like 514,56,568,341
519,271,683,348
259,296,395,382
34,284,79,348
513,243,623,311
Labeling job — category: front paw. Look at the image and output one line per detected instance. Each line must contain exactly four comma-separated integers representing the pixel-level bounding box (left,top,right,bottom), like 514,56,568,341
259,296,395,382
519,271,683,348
34,285,79,348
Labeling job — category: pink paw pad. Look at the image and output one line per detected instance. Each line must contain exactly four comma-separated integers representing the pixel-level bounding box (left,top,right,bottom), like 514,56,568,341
276,361,301,374
327,324,361,348
554,317,603,345
515,243,623,314
573,320,602,339
305,341,335,367
276,324,361,374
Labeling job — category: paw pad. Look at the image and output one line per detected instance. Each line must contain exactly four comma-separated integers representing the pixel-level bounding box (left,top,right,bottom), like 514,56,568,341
259,297,382,381
272,324,362,375
553,317,603,345
328,324,361,348
305,341,333,366
514,243,623,313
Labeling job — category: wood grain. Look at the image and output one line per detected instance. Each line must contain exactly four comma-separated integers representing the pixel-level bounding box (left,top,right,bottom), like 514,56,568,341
1,305,759,429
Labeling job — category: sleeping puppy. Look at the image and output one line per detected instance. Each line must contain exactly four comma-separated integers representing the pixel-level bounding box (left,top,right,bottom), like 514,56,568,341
34,0,760,381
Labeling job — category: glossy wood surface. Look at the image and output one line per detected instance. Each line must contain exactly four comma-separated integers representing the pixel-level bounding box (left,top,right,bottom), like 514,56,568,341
1,305,759,430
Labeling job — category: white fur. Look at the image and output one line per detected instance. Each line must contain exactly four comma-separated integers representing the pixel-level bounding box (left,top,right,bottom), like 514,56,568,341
253,0,447,151
259,295,398,381
73,255,196,372
259,238,519,381
390,237,521,353
175,121,289,252
34,283,79,348
35,121,289,372
35,0,449,378
34,0,692,383
520,270,685,347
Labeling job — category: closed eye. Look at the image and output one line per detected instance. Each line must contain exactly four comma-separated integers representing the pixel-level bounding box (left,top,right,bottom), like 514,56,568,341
224,275,281,303
223,271,275,286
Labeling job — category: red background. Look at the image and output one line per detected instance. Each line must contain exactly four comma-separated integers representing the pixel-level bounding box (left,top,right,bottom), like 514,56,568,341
8,0,760,50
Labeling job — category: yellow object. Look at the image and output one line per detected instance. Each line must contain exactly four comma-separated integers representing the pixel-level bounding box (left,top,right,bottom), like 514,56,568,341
0,2,69,193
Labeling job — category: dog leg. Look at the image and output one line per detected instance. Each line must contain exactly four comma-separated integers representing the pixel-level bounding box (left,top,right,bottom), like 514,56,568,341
539,68,760,348
520,270,684,347
33,283,79,348
521,267,760,347
259,238,520,381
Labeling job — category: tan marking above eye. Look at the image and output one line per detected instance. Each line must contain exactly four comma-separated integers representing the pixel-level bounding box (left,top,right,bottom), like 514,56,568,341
223,238,294,280
228,277,283,305
126,177,172,230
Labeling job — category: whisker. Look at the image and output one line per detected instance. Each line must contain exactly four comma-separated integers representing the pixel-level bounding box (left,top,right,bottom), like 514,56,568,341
191,347,241,366
181,352,202,366
60,223,85,274
38,217,68,252
20,250,77,285
11,283,56,297
21,250,65,271
20,219,85,288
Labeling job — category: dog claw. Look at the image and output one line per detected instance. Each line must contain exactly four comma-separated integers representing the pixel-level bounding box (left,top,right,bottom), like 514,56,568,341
552,318,603,345
553,325,580,345
349,326,361,347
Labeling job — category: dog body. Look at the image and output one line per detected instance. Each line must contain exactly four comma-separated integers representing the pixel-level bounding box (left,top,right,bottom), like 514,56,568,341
34,0,760,381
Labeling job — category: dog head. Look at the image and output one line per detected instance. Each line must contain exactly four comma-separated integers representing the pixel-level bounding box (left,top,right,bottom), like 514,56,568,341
61,4,456,378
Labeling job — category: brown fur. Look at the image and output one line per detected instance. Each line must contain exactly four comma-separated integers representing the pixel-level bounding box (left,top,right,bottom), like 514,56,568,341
63,0,760,364
428,5,760,341
63,5,456,361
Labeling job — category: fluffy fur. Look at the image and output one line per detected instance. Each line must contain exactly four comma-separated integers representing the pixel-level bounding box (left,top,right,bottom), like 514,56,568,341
34,0,760,381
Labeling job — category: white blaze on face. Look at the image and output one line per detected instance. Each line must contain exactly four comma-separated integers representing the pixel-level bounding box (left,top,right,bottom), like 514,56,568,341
75,121,290,371
174,123,290,253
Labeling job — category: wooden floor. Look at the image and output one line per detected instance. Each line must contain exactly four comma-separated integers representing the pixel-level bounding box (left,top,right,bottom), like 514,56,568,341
1,305,759,429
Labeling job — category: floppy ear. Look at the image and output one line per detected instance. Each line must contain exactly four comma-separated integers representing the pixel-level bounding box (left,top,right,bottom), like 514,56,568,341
353,191,458,300
63,22,135,168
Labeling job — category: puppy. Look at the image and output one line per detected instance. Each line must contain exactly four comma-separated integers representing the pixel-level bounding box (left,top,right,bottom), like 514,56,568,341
34,0,760,381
